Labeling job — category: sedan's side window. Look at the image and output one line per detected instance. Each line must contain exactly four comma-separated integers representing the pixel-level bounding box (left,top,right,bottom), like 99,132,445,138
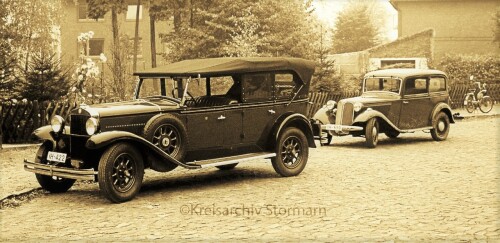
405,78,428,95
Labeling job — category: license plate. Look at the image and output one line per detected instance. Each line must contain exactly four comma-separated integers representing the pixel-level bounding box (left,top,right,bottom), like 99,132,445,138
47,151,67,163
324,124,343,131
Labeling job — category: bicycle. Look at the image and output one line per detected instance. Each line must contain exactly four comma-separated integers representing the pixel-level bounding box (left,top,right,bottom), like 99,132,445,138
463,81,493,113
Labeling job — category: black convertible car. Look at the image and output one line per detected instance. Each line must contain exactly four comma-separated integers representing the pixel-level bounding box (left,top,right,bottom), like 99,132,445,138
24,57,318,202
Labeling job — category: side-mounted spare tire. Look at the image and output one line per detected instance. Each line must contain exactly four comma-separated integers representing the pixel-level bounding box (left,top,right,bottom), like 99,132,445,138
143,114,188,171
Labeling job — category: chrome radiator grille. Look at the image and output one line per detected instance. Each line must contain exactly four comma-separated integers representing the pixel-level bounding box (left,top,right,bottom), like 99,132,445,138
335,101,354,125
70,114,89,135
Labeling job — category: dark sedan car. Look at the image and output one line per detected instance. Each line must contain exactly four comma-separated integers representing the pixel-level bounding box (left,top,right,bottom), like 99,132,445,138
24,57,318,202
313,69,455,147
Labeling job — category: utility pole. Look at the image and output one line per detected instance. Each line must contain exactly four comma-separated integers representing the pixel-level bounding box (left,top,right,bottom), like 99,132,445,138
133,0,141,72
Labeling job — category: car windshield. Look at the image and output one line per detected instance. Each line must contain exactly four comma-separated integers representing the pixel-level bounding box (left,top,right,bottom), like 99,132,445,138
137,78,180,102
363,77,401,94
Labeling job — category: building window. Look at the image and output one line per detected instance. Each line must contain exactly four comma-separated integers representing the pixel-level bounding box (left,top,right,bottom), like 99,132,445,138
126,5,143,20
128,37,143,58
79,39,104,57
78,0,104,21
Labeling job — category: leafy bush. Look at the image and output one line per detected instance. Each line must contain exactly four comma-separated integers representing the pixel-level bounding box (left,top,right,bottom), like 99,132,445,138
437,55,500,84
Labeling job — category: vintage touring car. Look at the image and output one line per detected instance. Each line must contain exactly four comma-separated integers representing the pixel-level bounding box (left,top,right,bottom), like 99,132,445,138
313,69,455,147
24,57,318,202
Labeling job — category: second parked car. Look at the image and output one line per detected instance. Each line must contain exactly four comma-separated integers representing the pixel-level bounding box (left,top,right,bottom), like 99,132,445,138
313,69,455,147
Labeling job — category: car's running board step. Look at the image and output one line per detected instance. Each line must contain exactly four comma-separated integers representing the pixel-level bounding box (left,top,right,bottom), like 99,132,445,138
186,152,276,168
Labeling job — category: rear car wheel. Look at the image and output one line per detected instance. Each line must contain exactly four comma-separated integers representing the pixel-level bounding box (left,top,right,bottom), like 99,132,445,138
143,114,188,170
98,143,144,203
479,96,493,113
271,127,308,177
365,118,379,148
216,163,238,170
320,133,332,146
431,112,450,141
35,143,75,193
384,130,399,138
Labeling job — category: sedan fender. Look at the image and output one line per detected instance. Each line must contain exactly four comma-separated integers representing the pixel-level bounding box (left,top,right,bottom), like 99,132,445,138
85,131,198,169
353,109,400,131
431,102,455,124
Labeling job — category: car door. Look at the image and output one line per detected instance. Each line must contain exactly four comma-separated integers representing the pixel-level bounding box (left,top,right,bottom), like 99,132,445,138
186,110,224,150
240,73,275,145
398,76,433,130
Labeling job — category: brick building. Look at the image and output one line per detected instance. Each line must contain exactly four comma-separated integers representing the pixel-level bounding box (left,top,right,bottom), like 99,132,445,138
59,0,172,73
390,0,500,60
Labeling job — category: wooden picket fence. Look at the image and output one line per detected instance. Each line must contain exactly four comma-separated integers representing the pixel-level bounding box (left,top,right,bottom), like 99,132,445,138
0,98,110,144
307,91,360,118
1,83,498,144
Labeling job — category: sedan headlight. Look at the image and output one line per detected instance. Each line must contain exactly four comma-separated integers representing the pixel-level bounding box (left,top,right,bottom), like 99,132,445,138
85,117,99,135
325,100,336,110
353,102,363,112
51,115,65,133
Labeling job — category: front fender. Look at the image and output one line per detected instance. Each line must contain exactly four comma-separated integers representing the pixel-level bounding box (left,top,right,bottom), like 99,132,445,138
271,113,316,148
312,106,335,125
353,110,399,131
32,125,71,148
85,131,198,169
431,102,455,124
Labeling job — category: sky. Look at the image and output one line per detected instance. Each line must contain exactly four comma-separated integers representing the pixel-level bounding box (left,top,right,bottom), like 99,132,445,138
312,0,399,42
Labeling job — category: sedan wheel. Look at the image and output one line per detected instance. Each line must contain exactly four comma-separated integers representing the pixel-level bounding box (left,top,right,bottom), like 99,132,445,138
431,112,450,141
365,118,379,148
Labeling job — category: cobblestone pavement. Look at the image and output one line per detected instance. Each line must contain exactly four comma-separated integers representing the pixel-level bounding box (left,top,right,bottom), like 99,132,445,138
0,117,498,241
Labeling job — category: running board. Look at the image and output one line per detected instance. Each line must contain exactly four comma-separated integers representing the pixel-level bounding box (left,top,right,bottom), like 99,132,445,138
186,152,276,168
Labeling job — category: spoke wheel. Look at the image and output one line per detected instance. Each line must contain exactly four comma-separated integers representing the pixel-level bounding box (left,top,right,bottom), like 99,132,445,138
479,96,493,113
271,127,309,177
465,96,475,113
143,114,188,171
152,124,181,157
34,143,75,193
111,153,137,193
98,143,144,203
431,112,450,141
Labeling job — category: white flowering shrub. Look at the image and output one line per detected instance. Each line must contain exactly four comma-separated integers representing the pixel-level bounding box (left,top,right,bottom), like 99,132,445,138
70,31,107,103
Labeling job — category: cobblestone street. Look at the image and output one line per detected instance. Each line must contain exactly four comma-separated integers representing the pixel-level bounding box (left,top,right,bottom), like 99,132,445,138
0,117,498,241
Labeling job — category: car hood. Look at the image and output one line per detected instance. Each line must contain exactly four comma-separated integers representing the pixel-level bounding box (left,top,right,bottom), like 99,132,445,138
341,93,400,105
85,100,177,117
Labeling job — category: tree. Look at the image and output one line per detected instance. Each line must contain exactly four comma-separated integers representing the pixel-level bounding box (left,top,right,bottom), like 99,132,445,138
494,7,500,47
1,0,61,98
331,2,379,54
157,0,319,62
21,53,71,101
311,25,341,93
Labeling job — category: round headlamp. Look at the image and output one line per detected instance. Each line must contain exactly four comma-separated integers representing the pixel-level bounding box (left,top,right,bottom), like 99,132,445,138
325,100,336,110
353,102,363,112
85,117,99,135
50,115,65,133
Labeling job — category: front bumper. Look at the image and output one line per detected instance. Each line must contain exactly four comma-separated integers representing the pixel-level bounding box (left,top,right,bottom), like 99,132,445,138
321,124,363,132
24,160,97,181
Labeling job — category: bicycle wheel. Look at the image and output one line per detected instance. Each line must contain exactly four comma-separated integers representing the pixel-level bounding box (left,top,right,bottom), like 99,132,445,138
479,96,493,113
465,96,475,113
